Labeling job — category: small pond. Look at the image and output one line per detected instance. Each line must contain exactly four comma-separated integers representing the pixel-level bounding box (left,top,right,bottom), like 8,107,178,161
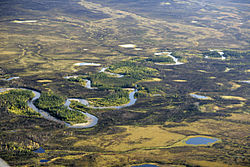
240,80,250,84
6,77,20,81
185,137,219,145
74,62,101,66
40,159,49,163
12,20,37,23
1,77,20,81
190,93,210,99
119,44,136,48
33,147,45,153
131,164,159,167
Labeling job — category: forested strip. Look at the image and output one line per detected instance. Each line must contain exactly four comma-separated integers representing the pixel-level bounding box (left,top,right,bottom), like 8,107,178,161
223,50,249,58
34,92,86,124
90,73,136,89
203,50,249,58
89,88,130,107
89,61,158,89
0,89,39,116
108,61,158,79
145,56,175,63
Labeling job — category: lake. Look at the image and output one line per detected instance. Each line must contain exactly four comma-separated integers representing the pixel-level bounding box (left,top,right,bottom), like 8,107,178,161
131,164,159,167
185,137,219,145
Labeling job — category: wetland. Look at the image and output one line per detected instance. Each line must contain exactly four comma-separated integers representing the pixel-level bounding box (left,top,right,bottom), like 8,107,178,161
0,0,249,166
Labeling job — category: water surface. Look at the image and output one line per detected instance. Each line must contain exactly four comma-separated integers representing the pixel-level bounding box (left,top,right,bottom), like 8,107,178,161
74,62,101,66
82,79,96,89
6,77,20,81
99,67,124,78
66,89,138,110
154,52,184,65
240,80,250,84
1,77,20,81
119,44,136,48
1,88,98,128
33,147,45,153
185,137,218,145
190,93,210,99
131,164,159,167
64,99,98,128
12,20,37,23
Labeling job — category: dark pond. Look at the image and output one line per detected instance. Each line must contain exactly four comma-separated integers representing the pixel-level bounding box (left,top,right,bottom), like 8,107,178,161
33,147,45,153
131,164,159,167
40,159,49,163
185,137,218,145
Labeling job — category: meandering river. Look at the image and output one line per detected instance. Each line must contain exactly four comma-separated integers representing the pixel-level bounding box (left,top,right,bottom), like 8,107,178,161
0,88,98,128
0,85,137,128
63,68,137,109
0,64,138,128
90,89,137,109
99,67,124,78
1,77,20,81
154,52,184,65
207,50,226,60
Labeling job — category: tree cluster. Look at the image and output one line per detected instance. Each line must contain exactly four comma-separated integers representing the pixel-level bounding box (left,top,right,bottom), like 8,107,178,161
0,89,39,116
34,92,86,124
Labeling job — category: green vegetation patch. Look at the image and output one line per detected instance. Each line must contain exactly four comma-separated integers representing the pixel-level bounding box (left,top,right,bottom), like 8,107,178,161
88,89,130,107
68,101,89,112
146,56,175,63
67,77,87,87
202,51,221,58
90,72,136,88
88,61,158,89
1,141,39,153
0,89,39,116
34,92,86,124
203,50,249,59
108,61,158,80
223,50,249,59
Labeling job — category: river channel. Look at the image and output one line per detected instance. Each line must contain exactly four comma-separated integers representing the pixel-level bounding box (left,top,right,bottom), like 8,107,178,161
0,85,137,128
154,52,184,65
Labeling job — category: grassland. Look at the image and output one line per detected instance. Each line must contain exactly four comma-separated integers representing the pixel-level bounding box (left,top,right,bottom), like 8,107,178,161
73,125,185,151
